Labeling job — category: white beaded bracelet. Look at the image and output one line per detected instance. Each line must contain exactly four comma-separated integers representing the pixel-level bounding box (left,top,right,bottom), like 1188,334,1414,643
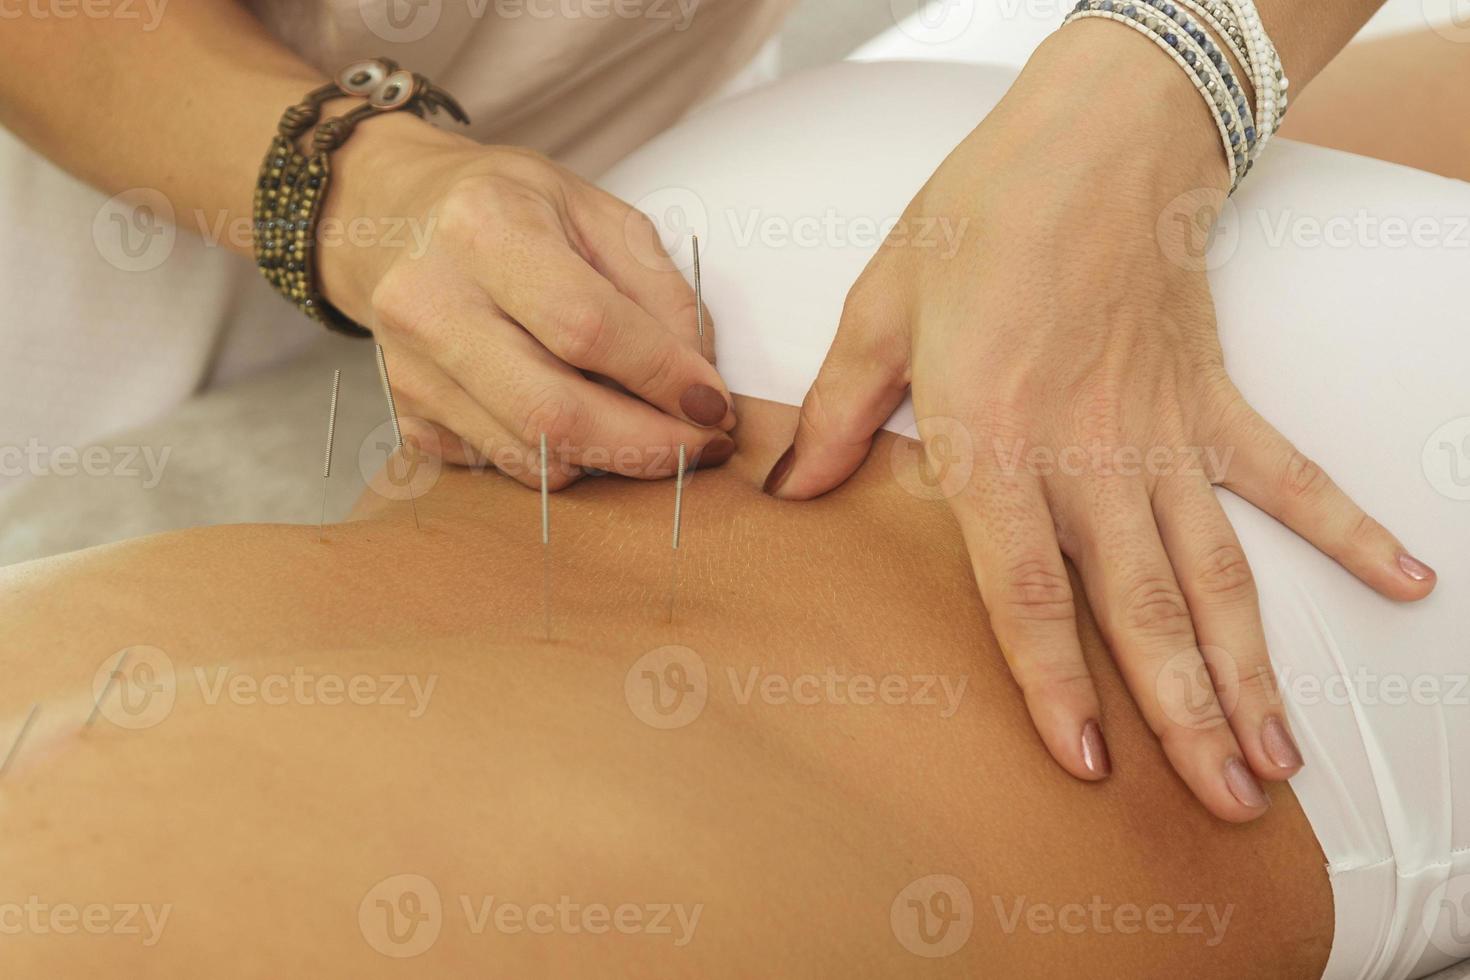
1222,0,1289,155
1065,3,1248,189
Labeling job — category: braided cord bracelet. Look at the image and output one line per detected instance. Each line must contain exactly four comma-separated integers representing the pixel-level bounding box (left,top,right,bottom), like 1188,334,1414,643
1065,2,1247,189
253,59,470,338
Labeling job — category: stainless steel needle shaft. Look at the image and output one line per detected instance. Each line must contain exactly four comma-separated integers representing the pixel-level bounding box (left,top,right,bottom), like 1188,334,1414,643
540,432,552,642
375,344,420,529
692,235,706,353
319,369,341,540
667,444,687,625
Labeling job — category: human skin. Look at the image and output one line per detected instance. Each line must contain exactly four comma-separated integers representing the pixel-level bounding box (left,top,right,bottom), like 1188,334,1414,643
0,397,1331,977
767,7,1440,824
0,0,736,485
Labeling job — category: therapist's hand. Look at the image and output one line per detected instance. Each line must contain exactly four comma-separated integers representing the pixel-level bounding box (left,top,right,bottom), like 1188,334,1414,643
763,27,1438,821
318,112,735,489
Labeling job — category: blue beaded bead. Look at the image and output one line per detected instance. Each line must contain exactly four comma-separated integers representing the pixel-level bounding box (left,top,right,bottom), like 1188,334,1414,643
1101,1,1112,10
1244,126,1257,141
1183,49,1196,65
1123,4,1137,14
1162,3,1175,14
1164,32,1178,45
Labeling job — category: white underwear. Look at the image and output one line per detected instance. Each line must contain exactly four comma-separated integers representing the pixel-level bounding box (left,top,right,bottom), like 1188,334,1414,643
601,60,1470,980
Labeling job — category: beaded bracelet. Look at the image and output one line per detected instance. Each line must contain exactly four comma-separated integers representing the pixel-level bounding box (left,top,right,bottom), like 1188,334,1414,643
1065,2,1248,189
253,59,470,338
1223,0,1288,156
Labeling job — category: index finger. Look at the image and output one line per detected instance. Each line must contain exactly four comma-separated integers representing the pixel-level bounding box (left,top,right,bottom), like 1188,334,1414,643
486,238,736,431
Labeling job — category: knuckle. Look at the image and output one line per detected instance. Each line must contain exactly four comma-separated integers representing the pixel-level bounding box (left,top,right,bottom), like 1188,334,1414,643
1193,543,1256,603
548,297,612,365
1119,576,1193,637
514,384,586,450
1346,510,1385,548
1015,659,1094,702
995,559,1076,624
1280,451,1330,501
630,340,682,399
1066,379,1127,444
1234,661,1280,702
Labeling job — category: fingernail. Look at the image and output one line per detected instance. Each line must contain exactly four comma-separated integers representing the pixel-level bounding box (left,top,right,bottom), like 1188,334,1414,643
1261,716,1303,771
762,444,796,496
694,436,736,468
1398,552,1435,582
1081,719,1111,777
1224,756,1269,809
680,385,729,427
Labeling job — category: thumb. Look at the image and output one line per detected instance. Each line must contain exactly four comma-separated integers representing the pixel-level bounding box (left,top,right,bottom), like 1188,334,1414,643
763,294,910,500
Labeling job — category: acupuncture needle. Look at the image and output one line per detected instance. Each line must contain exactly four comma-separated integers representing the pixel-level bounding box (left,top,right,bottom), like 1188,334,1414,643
692,235,706,355
667,444,687,625
375,344,420,530
540,432,552,642
0,703,40,777
84,648,131,731
318,369,341,541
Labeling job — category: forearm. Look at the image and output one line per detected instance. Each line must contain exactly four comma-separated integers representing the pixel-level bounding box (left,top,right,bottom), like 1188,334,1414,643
0,0,326,256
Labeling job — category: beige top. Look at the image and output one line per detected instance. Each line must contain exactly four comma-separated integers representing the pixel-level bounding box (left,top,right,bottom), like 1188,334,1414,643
251,0,796,174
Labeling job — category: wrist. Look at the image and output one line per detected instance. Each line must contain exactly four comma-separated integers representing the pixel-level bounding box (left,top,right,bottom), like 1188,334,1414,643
315,104,475,325
997,19,1235,198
